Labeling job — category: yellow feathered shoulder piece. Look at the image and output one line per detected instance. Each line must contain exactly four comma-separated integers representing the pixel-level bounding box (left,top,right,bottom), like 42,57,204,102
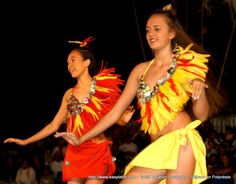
139,44,209,135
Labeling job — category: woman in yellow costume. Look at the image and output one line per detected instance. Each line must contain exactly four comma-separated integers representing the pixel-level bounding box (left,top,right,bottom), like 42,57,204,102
4,36,135,184
55,5,225,184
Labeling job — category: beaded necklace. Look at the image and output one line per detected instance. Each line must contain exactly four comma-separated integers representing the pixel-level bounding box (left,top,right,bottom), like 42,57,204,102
67,78,96,116
137,55,178,103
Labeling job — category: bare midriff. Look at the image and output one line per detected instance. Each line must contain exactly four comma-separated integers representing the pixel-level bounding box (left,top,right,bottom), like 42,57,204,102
91,133,109,144
150,111,192,142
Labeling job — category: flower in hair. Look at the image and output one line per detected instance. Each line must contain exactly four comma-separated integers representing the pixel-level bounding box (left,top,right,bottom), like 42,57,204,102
68,36,95,47
162,4,176,16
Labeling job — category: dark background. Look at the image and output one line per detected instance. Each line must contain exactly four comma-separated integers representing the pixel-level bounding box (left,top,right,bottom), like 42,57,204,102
1,0,235,138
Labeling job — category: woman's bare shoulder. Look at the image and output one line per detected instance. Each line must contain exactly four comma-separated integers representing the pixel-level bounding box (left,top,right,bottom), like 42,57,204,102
62,88,73,99
131,60,152,77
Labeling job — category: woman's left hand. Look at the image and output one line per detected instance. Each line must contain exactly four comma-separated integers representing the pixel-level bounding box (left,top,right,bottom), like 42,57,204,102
54,132,80,146
187,78,208,100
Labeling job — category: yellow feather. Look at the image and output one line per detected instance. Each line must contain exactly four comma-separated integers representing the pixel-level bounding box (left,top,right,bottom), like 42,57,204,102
96,76,117,80
84,106,99,120
140,116,149,133
140,105,149,133
150,96,161,129
90,97,102,110
74,115,83,135
96,86,113,93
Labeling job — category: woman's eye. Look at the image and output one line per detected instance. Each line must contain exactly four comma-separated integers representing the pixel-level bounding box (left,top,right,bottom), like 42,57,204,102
155,27,161,32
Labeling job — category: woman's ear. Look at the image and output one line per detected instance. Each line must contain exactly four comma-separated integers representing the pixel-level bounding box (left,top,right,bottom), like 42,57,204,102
170,30,176,40
84,59,91,67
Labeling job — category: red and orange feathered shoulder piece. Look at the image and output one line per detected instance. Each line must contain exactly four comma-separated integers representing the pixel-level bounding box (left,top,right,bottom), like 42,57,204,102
67,67,124,136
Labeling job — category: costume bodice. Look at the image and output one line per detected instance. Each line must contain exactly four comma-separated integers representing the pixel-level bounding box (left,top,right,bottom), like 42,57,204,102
137,56,178,104
67,78,96,116
66,68,124,136
136,44,209,136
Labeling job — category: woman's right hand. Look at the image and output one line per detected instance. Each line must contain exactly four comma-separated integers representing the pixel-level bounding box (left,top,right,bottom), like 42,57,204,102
4,138,27,146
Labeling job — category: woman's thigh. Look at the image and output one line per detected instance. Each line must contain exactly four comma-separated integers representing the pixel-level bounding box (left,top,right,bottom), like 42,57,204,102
67,178,105,184
119,166,166,184
68,178,85,184
86,179,104,184
166,139,195,184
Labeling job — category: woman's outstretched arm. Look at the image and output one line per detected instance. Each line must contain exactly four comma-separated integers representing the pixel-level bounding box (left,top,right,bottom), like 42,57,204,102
4,89,70,145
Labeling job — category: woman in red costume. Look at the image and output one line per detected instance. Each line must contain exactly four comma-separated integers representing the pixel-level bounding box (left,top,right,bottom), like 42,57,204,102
55,4,226,184
4,36,135,184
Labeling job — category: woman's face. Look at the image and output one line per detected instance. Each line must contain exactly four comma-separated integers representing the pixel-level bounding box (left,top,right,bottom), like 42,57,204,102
146,14,175,51
67,50,89,78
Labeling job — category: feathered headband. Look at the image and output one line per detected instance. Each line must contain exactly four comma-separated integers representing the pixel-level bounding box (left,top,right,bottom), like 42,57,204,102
68,36,95,47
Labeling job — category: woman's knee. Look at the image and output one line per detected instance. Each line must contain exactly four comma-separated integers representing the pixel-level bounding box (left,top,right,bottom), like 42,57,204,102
68,178,85,184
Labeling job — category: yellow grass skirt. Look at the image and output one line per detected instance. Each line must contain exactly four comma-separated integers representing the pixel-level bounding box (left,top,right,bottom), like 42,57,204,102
124,120,208,184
